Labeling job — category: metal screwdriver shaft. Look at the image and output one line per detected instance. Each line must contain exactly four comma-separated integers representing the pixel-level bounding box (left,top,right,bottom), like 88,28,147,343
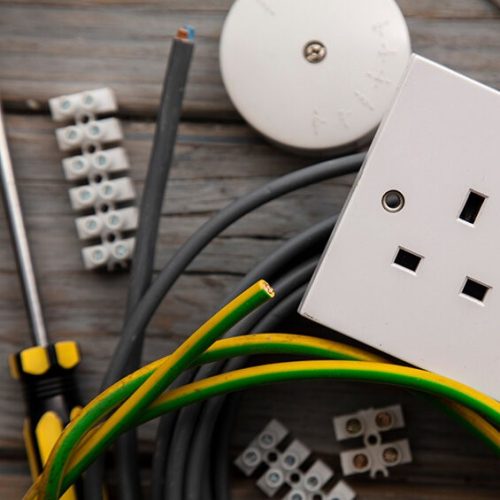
0,102,49,346
1,101,82,498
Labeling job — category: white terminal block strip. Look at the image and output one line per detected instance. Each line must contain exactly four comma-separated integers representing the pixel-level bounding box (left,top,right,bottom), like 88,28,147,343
333,405,411,478
300,55,500,399
235,419,356,500
49,88,138,270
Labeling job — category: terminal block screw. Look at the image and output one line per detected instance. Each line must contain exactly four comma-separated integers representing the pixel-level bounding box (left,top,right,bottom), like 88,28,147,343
382,446,399,464
260,433,275,447
243,450,259,466
375,410,393,429
352,453,369,469
345,417,362,435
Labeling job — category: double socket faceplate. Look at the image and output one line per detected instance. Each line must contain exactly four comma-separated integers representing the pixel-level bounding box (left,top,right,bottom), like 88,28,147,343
300,55,500,399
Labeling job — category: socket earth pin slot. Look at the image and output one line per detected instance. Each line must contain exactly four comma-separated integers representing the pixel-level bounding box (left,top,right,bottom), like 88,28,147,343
458,190,486,225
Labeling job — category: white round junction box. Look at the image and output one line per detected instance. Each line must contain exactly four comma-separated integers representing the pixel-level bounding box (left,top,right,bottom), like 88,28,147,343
220,0,411,154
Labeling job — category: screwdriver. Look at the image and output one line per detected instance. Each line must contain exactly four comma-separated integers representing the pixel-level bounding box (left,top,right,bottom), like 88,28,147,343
0,103,81,499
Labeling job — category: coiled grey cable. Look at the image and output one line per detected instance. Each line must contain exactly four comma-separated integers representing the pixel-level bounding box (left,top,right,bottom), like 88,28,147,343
111,153,364,393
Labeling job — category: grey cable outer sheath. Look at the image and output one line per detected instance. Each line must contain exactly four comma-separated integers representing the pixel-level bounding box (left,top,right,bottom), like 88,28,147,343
166,259,319,500
184,282,311,500
212,392,241,500
150,215,338,499
151,368,196,500
83,35,194,500
213,286,307,500
105,153,364,392
103,154,360,497
112,36,194,500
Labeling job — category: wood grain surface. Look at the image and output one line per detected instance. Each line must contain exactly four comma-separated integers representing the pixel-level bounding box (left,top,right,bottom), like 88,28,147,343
0,0,499,498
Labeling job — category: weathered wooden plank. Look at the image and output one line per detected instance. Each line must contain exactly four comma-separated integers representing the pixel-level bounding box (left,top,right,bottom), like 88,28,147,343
399,0,499,18
0,3,498,116
234,377,500,476
2,379,500,496
1,459,498,500
1,0,499,19
1,2,499,496
0,113,350,446
0,114,352,271
1,112,499,497
232,481,500,500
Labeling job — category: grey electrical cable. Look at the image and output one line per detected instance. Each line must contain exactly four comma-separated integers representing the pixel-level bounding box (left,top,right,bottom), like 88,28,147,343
150,216,338,499
150,368,197,500
225,259,318,342
150,402,181,499
110,153,359,500
224,216,337,302
212,286,307,500
184,282,311,500
165,259,319,500
212,393,241,500
106,153,364,394
83,29,195,500
112,31,194,500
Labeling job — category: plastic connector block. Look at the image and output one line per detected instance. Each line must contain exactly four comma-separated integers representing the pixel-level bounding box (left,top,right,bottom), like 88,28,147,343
62,148,129,181
49,88,117,122
256,439,313,496
280,460,333,499
69,178,136,212
235,419,356,500
49,88,137,271
332,405,411,478
76,208,138,241
323,480,356,500
299,55,500,399
333,405,405,444
55,118,123,152
339,439,412,478
284,480,356,500
82,238,135,271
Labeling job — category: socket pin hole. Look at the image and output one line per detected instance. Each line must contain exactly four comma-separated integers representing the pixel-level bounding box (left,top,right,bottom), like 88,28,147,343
459,190,487,225
267,451,278,463
393,247,422,274
461,277,490,304
382,190,404,212
366,434,378,445
290,473,301,484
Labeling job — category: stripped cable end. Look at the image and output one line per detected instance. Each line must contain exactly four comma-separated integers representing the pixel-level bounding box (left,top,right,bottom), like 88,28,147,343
176,25,196,42
259,279,275,299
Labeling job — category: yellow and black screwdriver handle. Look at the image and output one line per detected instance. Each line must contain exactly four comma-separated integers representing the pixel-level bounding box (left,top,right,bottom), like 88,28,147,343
9,340,82,500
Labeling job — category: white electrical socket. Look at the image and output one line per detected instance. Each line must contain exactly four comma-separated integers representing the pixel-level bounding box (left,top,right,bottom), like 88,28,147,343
300,55,500,399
